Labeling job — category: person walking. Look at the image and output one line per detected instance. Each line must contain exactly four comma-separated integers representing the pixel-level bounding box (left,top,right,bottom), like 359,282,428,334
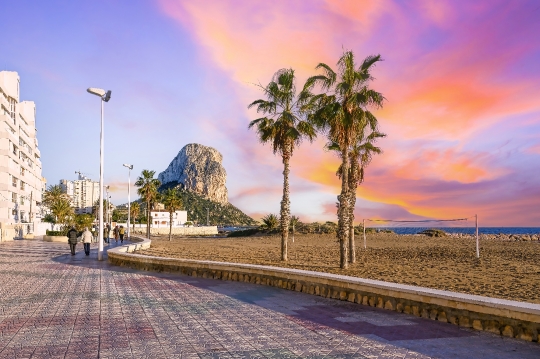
119,225,125,243
67,226,78,256
82,227,93,256
104,224,111,244
113,225,119,243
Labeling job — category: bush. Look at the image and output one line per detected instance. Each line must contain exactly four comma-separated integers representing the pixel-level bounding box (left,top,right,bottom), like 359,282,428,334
418,228,447,237
46,230,67,236
227,228,260,237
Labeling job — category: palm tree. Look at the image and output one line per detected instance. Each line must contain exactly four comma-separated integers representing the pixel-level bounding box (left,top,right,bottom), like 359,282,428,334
130,202,140,232
261,214,279,230
42,185,70,208
248,68,316,261
342,130,386,263
307,51,384,269
135,170,161,239
290,215,300,243
161,188,183,241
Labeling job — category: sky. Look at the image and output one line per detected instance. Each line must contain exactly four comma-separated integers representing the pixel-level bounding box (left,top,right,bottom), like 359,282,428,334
1,0,539,226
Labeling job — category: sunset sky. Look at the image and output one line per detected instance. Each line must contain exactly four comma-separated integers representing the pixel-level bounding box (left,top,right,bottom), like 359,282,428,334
1,0,539,226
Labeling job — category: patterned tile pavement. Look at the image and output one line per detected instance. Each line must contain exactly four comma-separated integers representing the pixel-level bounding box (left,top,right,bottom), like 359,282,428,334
0,240,538,359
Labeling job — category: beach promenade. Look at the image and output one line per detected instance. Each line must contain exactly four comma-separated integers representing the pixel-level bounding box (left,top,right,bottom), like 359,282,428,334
0,240,538,359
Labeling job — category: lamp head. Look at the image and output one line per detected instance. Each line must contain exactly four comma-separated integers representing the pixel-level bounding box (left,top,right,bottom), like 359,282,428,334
87,88,106,97
123,164,133,170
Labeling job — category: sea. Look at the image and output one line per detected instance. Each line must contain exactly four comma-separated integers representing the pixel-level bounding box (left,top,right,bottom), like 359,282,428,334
370,227,540,235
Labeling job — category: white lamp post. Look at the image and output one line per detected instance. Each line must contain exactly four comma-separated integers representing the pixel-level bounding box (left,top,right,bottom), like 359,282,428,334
87,87,111,261
123,164,133,239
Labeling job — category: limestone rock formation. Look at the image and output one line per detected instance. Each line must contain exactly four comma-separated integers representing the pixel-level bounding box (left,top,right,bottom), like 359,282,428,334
158,144,228,204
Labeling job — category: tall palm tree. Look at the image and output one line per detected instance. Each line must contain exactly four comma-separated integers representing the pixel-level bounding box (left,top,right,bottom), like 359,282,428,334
307,51,384,269
135,170,161,239
248,68,316,261
130,202,140,232
343,130,385,263
161,188,183,241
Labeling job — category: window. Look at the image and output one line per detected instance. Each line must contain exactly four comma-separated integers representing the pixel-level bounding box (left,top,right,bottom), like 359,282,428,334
12,144,17,156
20,167,25,176
20,181,25,190
12,193,17,203
20,196,24,205
12,176,17,187
12,208,17,216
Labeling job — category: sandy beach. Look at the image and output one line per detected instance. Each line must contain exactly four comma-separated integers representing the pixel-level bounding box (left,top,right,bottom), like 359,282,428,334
139,233,540,304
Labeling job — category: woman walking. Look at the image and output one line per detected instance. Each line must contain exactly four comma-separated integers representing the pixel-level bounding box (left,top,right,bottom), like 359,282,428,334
119,225,125,243
82,227,93,256
114,225,119,243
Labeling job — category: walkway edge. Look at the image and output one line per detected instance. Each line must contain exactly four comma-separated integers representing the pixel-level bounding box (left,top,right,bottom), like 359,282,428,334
108,236,540,343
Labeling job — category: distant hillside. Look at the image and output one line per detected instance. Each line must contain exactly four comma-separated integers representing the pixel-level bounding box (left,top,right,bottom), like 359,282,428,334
158,182,257,226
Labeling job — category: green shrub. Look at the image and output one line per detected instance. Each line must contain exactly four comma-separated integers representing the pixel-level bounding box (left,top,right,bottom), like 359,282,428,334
46,230,67,236
418,228,447,237
227,228,260,237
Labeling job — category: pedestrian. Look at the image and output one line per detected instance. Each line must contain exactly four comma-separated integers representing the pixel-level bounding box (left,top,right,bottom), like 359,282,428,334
104,224,111,244
114,225,119,243
82,227,93,256
119,225,125,243
67,226,78,256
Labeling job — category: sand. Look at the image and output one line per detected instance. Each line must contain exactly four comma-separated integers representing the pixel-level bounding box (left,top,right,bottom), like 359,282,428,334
140,233,540,304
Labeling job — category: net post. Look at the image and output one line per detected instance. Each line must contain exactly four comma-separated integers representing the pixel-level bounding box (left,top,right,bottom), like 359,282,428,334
475,214,479,258
363,219,366,249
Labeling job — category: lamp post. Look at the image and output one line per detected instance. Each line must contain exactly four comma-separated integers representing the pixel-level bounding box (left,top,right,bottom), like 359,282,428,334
87,87,111,261
123,164,133,239
105,185,110,225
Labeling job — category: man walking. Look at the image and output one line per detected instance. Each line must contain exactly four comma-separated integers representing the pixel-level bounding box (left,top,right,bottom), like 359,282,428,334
119,225,125,243
82,227,93,256
67,226,78,255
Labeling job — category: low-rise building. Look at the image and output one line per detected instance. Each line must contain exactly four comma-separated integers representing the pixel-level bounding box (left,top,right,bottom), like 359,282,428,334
150,210,188,227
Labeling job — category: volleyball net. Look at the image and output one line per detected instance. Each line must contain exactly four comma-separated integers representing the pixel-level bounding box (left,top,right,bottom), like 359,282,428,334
361,215,480,258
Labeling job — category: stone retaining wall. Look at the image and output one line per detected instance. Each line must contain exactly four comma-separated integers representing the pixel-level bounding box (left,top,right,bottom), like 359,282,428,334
130,226,218,236
108,236,540,344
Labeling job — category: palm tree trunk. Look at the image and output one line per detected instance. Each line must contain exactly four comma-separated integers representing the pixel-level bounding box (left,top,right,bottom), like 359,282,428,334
338,147,350,269
280,149,291,261
146,200,150,239
292,225,295,243
169,211,173,241
348,162,358,264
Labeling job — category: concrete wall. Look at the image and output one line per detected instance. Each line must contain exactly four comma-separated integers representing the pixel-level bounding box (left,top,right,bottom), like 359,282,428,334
107,236,540,344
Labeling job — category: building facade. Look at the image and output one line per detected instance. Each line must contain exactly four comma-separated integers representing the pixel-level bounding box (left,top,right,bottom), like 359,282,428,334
0,71,45,224
150,210,188,227
59,174,100,214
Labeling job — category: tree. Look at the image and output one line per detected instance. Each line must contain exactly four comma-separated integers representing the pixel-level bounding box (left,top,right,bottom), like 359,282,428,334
261,214,279,230
248,68,316,261
135,170,161,239
334,130,385,263
161,188,183,241
130,202,140,231
290,215,300,243
74,214,94,231
307,51,384,269
42,185,73,230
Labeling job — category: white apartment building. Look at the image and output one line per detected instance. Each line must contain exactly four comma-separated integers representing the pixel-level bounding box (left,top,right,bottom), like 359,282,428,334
59,174,100,214
0,71,45,224
151,210,188,227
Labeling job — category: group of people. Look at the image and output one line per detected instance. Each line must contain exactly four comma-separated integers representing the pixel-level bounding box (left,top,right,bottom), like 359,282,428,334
66,224,127,256
104,224,126,244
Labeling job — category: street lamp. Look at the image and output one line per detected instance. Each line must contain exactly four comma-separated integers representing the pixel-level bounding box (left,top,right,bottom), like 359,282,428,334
123,164,133,239
87,87,111,261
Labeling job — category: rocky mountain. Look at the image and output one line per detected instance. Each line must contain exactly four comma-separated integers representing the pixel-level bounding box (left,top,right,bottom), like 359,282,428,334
158,144,228,204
